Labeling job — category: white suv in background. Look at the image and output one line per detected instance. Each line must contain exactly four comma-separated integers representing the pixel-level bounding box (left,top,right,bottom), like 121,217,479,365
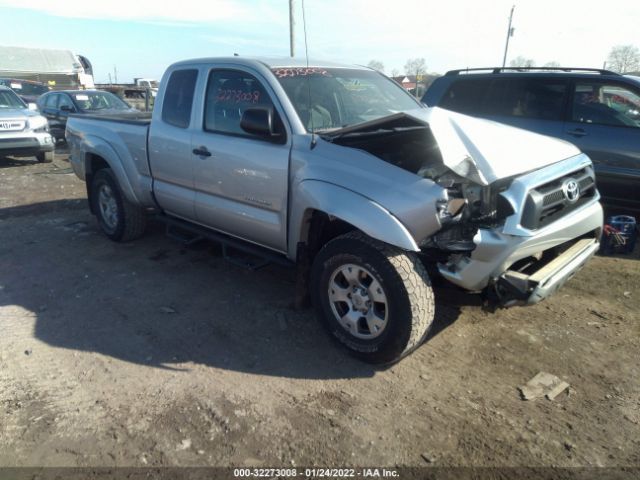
0,86,54,163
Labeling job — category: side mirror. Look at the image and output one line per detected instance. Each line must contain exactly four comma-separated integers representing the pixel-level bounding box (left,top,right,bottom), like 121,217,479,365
60,105,74,113
28,103,38,111
240,107,280,138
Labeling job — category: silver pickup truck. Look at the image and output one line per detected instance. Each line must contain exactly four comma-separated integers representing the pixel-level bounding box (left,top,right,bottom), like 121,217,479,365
66,57,603,364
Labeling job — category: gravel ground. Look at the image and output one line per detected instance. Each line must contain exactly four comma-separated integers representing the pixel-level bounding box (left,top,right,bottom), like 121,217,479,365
0,151,639,471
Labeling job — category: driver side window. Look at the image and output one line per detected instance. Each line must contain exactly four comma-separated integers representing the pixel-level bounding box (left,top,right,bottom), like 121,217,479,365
204,69,281,138
58,94,75,112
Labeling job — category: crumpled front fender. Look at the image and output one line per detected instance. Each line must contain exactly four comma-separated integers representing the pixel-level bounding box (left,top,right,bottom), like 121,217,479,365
288,180,420,259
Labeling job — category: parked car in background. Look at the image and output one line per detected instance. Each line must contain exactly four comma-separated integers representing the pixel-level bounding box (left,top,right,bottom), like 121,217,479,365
65,57,603,364
0,86,54,162
94,85,154,111
133,78,159,97
0,78,50,104
37,90,139,141
423,67,640,211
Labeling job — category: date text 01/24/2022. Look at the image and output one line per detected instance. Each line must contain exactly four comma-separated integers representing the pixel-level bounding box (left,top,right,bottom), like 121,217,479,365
233,468,399,477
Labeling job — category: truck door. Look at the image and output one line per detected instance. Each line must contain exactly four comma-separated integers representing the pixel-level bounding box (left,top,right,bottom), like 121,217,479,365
191,68,291,253
563,79,640,210
148,68,199,220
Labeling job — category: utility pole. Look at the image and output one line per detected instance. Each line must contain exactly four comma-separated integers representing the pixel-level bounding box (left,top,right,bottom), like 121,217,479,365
289,0,295,57
501,5,515,67
113,65,118,84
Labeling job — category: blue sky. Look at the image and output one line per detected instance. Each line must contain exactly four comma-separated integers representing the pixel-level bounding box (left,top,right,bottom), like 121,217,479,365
1,0,639,82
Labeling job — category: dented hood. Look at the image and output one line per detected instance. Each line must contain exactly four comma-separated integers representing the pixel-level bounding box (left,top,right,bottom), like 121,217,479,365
407,107,581,185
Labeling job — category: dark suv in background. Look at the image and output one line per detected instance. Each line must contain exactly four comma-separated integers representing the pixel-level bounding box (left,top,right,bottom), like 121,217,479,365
0,78,50,104
423,68,640,211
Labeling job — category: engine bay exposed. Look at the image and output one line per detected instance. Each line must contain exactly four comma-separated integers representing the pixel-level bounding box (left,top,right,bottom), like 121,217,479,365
320,113,515,253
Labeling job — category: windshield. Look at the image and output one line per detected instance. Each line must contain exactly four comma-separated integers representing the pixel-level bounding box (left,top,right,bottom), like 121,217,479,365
72,91,130,111
0,79,49,96
272,67,421,131
0,89,26,109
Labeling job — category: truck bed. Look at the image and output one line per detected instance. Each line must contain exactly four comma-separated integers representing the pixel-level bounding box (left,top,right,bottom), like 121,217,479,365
66,112,155,208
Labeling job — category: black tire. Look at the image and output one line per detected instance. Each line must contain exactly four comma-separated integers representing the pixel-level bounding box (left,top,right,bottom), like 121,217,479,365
36,151,53,163
90,168,147,242
311,231,435,364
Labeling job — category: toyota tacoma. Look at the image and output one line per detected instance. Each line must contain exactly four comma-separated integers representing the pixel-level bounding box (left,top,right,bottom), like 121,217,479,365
65,57,603,364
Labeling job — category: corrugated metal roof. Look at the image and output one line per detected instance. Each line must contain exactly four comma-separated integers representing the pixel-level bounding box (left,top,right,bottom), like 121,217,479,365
0,46,82,74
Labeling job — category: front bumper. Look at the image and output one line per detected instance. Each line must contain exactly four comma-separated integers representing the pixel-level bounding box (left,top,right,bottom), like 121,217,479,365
0,131,54,156
496,237,600,306
438,199,603,304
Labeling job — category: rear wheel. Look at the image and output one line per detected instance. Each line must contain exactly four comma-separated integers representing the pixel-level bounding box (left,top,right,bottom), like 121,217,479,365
36,151,53,163
311,231,435,364
90,168,146,242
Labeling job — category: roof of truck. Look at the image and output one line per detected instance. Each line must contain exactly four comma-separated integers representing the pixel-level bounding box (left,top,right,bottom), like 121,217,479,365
170,56,367,70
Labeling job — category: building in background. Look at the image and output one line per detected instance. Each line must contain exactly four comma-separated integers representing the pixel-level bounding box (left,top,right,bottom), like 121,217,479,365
0,45,94,90
392,74,440,98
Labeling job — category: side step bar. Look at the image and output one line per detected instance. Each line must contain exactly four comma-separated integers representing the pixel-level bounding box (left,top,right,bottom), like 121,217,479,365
158,214,294,271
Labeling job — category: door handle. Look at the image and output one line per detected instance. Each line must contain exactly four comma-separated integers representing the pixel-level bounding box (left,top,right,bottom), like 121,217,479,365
566,128,587,137
192,146,212,157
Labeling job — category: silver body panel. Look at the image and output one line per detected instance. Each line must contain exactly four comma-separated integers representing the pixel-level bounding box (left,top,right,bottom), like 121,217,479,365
66,117,155,207
65,57,603,299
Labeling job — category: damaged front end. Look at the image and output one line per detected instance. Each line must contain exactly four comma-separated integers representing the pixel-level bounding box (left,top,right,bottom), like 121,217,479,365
319,112,516,255
319,110,602,308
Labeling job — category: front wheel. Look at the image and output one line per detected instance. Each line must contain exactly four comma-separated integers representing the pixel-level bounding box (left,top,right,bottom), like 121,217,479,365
36,151,53,163
311,231,435,364
90,168,146,242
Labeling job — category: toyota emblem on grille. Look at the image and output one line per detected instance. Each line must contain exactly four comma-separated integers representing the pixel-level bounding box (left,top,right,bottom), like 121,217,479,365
562,179,580,203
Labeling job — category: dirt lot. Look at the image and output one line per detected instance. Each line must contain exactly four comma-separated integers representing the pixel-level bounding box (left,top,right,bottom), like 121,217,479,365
0,151,639,471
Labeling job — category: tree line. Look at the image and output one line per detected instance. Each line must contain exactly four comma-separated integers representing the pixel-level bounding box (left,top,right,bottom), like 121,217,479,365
506,45,640,73
367,43,640,82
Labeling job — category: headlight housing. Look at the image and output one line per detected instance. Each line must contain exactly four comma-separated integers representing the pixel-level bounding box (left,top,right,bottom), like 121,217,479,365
28,115,49,133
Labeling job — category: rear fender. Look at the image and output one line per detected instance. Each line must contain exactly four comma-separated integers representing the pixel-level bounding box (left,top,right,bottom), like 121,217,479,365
82,134,140,205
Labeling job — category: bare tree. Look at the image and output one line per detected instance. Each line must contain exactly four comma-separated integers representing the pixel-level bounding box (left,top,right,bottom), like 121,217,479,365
404,58,427,76
543,61,561,68
390,68,400,78
367,60,385,73
607,45,640,73
404,58,427,97
509,56,535,68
